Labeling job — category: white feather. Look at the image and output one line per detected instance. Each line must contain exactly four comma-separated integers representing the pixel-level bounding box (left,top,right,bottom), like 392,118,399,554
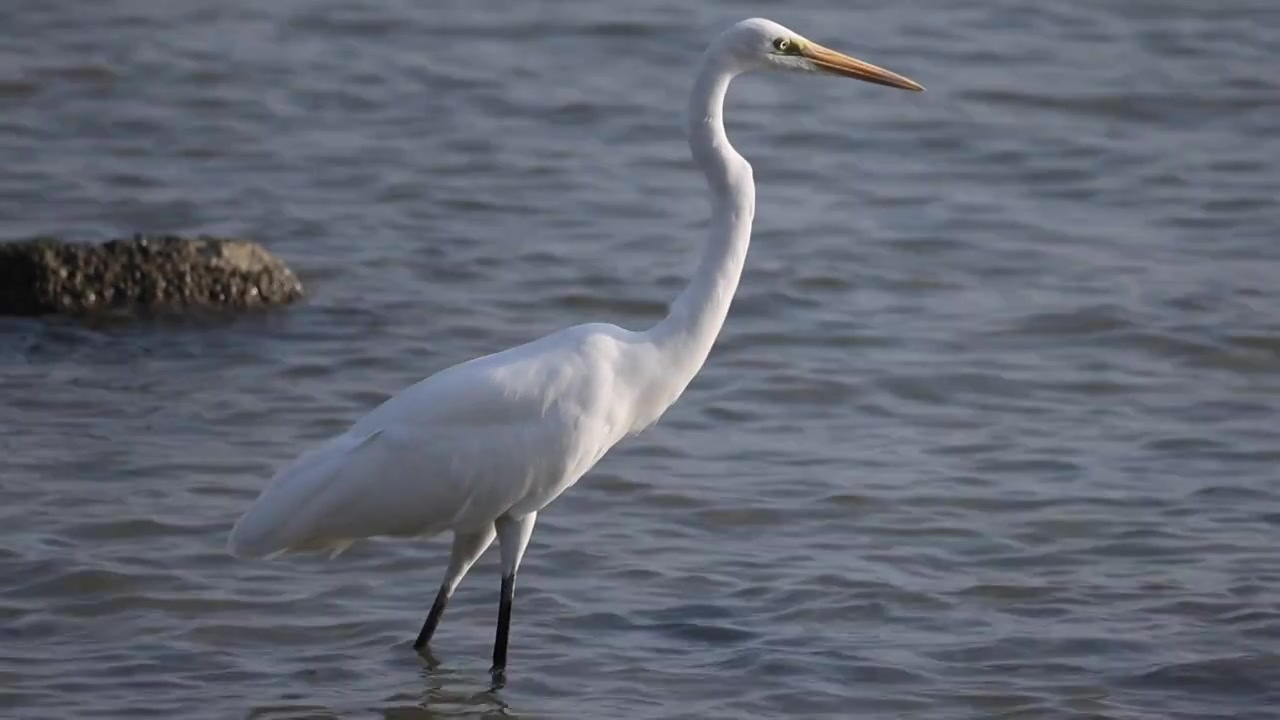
227,323,659,559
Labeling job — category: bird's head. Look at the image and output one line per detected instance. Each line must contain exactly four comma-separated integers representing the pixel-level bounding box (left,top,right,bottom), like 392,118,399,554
715,18,923,92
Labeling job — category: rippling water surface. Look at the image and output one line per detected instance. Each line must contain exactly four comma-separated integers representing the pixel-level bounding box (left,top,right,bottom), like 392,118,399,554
2,1,1279,718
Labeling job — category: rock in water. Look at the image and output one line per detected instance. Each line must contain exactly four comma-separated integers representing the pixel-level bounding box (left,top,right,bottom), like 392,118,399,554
0,234,304,317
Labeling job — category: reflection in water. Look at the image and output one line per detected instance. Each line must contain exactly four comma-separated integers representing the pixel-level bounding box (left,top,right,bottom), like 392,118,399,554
402,660,513,719
240,658,515,718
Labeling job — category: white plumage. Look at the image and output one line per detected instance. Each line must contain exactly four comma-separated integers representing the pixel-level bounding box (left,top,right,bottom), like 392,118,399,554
229,323,657,557
227,17,922,674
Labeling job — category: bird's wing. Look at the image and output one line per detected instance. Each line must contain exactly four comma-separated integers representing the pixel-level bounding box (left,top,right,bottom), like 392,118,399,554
228,323,631,558
227,428,388,557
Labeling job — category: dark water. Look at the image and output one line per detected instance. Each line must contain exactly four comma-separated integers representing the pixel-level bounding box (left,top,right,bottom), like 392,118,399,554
2,1,1279,718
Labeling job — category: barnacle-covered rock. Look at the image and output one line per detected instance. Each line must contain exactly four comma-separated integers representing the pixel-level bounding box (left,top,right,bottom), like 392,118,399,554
0,234,303,316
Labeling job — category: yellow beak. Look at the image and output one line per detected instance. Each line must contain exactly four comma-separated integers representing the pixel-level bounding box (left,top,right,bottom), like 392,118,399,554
800,43,924,92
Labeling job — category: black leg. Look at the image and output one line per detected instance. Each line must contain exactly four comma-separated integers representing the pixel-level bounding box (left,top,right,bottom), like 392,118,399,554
491,573,516,673
414,584,451,650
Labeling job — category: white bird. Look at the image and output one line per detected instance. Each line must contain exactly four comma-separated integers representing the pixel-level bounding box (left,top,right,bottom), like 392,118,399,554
228,17,922,673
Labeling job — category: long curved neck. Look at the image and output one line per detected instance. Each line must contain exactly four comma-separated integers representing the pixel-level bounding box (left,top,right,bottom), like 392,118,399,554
641,51,755,399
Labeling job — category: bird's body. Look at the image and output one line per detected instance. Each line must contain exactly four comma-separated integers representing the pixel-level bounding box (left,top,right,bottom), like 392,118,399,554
228,17,922,674
230,321,679,556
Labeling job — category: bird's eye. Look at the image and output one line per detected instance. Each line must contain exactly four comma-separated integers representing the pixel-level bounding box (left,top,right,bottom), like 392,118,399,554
773,37,791,53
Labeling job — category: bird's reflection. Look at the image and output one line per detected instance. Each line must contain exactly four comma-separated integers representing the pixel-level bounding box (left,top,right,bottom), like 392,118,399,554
414,644,443,671
385,645,514,719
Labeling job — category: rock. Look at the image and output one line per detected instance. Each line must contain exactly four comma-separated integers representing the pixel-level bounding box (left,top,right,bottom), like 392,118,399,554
0,234,304,317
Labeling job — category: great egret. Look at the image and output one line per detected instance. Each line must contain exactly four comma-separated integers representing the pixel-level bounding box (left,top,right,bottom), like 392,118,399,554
228,17,922,673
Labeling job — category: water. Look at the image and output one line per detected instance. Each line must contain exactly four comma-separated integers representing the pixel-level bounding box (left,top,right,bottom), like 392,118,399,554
2,1,1278,717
